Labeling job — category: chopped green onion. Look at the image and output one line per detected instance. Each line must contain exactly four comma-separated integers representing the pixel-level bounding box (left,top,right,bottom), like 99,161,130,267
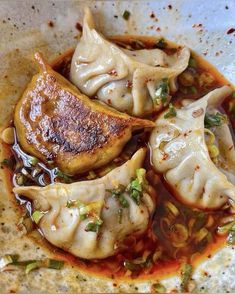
165,201,179,217
15,173,26,186
190,86,197,94
218,221,235,235
0,157,15,170
32,211,44,224
188,57,197,68
117,208,123,224
85,217,103,232
208,145,219,159
54,168,73,183
124,255,152,272
194,227,209,243
25,261,39,274
152,282,166,293
232,92,235,98
227,230,235,244
191,212,206,233
0,254,19,269
28,156,39,166
47,259,64,269
164,103,177,119
180,263,193,292
0,256,64,273
122,10,130,20
66,200,76,208
170,223,189,243
155,38,167,49
127,168,147,205
108,186,129,208
204,112,227,128
154,78,170,106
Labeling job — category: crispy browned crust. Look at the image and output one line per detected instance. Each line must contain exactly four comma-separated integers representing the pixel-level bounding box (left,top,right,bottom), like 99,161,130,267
14,53,154,174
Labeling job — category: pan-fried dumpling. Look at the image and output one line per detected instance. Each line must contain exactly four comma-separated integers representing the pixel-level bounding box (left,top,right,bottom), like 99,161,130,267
14,53,154,175
70,8,190,116
13,149,155,259
150,86,235,210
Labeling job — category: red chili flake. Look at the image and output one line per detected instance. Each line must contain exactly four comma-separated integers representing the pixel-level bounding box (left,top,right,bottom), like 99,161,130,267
195,165,200,171
150,11,155,18
168,4,172,9
75,22,82,31
156,27,161,32
108,69,118,76
227,28,235,34
192,108,204,118
192,23,202,28
48,20,54,27
162,153,169,160
126,80,133,88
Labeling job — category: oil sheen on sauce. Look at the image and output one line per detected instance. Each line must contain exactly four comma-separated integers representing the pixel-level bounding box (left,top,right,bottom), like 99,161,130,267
1,36,234,280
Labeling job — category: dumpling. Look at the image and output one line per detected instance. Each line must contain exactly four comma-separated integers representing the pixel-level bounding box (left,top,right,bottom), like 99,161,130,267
14,53,154,175
13,148,155,259
149,86,235,210
70,8,190,117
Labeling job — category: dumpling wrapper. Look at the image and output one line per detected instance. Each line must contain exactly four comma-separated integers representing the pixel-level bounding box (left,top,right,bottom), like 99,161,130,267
14,53,154,175
70,8,190,117
13,148,155,259
150,86,235,210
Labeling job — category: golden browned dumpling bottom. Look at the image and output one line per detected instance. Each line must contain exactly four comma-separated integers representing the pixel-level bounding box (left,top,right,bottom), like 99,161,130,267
14,53,155,175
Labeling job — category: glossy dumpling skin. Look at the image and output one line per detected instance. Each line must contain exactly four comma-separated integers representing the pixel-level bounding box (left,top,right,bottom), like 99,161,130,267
14,53,154,175
150,86,235,210
70,8,190,117
13,149,155,259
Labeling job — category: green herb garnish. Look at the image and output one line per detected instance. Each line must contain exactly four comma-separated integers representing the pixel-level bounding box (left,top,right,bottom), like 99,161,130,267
124,255,152,272
127,168,147,205
117,208,123,224
232,92,235,98
204,112,227,128
188,57,197,68
164,103,177,119
0,157,15,170
28,156,39,166
190,86,197,94
0,255,64,273
85,217,103,233
152,282,166,293
154,78,170,106
108,186,129,208
54,168,73,183
25,261,39,274
155,38,167,49
122,10,130,20
32,211,44,224
180,263,193,292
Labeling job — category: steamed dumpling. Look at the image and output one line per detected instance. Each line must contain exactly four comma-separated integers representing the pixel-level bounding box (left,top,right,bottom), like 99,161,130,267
150,86,235,210
13,149,155,259
70,8,190,116
14,53,154,175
